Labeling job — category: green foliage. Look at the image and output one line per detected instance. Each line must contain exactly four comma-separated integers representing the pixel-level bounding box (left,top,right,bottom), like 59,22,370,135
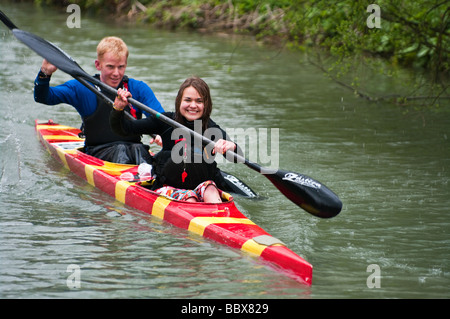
33,0,448,105
280,0,448,105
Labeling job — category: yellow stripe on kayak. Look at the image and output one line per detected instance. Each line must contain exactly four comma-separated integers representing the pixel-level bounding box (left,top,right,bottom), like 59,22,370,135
188,217,255,236
56,146,69,169
38,125,77,130
241,239,268,257
86,162,136,177
43,135,84,141
152,196,171,219
241,237,285,257
85,165,95,186
115,180,130,203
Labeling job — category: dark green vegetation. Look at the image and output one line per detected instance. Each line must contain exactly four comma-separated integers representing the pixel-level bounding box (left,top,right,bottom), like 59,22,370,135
32,0,449,106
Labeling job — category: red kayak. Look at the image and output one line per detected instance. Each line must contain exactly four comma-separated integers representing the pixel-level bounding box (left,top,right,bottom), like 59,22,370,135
35,119,313,285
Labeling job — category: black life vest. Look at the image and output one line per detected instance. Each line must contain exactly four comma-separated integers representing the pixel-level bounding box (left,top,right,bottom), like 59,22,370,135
82,75,142,147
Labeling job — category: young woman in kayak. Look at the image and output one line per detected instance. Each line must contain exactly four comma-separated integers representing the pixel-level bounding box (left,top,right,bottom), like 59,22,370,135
110,77,237,203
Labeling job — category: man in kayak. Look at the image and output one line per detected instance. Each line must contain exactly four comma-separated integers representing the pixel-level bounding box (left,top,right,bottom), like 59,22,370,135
34,36,163,164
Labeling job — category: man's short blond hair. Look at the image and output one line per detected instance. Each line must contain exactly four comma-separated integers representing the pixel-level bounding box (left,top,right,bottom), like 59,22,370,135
96,36,129,60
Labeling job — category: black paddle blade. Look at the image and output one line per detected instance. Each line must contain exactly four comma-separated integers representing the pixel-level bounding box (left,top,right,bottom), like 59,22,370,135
266,169,342,218
0,10,88,79
11,28,86,77
219,171,258,198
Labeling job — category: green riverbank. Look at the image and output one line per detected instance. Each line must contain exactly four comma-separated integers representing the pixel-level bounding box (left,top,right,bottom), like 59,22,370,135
26,0,450,106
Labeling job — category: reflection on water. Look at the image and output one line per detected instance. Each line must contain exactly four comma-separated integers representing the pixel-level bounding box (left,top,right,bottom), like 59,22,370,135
1,2,449,298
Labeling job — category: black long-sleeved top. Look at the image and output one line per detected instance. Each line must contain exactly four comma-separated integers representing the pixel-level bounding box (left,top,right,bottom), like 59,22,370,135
110,109,236,189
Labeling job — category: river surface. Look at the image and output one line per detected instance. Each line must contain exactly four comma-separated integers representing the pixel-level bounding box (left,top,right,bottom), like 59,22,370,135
1,2,449,299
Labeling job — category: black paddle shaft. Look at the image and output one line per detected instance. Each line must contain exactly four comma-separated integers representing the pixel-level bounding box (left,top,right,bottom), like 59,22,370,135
0,10,342,218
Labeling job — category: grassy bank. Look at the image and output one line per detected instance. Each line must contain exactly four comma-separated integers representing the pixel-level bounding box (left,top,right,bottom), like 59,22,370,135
31,0,448,106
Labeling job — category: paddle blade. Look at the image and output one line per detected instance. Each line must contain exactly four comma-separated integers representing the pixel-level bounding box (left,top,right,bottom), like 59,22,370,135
220,171,258,198
266,169,342,218
12,28,86,77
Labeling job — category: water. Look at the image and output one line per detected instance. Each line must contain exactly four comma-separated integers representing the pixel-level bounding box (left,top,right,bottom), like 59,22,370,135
1,2,449,299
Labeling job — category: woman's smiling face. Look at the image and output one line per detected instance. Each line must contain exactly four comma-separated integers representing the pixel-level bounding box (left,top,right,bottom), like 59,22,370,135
179,86,205,122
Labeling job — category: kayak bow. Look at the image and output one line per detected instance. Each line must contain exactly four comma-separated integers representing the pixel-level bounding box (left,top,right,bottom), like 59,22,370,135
35,119,313,285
